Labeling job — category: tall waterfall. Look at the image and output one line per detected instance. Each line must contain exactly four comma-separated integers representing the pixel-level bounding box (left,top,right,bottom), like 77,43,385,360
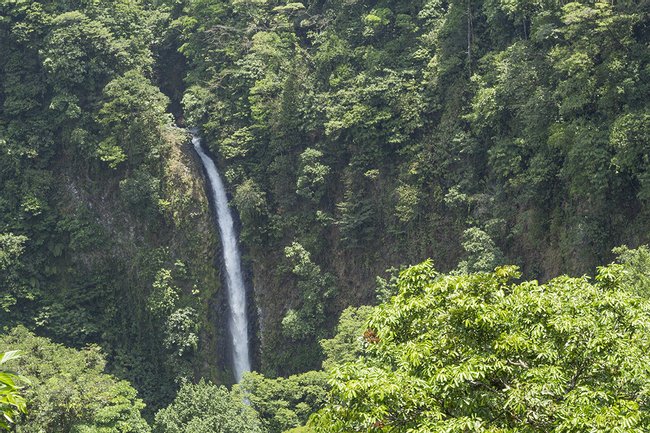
192,132,251,382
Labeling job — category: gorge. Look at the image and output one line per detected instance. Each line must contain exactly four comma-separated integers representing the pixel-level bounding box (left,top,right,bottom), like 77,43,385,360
1,0,649,430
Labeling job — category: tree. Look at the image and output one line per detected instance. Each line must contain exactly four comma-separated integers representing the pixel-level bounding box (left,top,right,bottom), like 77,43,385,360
0,327,150,433
0,351,26,431
153,380,262,433
281,242,334,341
0,233,29,315
455,227,504,274
97,70,171,169
233,178,267,224
320,306,373,371
235,371,329,433
296,148,330,202
312,249,650,432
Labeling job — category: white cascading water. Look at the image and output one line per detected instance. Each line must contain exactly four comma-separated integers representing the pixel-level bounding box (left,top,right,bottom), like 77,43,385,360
191,132,251,382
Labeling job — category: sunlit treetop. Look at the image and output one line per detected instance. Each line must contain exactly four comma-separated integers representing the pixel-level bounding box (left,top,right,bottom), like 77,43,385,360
313,248,650,432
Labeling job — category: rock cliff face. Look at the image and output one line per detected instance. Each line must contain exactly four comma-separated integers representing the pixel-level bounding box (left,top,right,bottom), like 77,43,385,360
51,129,231,409
0,1,241,412
172,0,650,378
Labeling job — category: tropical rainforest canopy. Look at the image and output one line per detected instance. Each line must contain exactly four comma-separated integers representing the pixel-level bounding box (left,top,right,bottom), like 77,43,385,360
0,0,649,431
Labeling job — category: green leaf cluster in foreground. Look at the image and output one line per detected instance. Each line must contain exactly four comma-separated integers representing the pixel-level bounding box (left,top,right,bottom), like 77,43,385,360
3,247,650,432
313,247,650,432
0,351,26,431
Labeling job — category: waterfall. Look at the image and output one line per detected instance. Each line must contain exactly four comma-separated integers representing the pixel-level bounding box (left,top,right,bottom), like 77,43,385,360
191,132,251,382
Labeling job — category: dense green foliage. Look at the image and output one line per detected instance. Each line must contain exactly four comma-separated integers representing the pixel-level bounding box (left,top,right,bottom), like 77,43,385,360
2,0,650,430
0,327,150,432
5,247,650,432
153,380,262,433
0,0,225,410
0,329,327,433
312,248,650,432
236,371,329,433
173,0,650,373
320,306,373,371
3,0,649,382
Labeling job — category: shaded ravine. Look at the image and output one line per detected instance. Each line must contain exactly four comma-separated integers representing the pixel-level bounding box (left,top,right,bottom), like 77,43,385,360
191,132,251,382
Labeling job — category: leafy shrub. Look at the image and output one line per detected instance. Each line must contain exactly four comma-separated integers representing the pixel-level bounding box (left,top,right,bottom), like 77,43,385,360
153,380,262,433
